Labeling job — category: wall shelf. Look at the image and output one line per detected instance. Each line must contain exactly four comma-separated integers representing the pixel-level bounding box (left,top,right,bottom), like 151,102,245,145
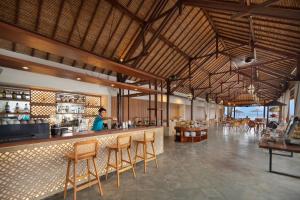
0,98,30,102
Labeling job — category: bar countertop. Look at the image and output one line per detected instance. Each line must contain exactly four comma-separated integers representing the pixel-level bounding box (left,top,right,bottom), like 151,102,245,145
0,126,162,148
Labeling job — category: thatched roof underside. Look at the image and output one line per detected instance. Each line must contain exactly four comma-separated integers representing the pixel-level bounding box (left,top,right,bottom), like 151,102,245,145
0,0,299,104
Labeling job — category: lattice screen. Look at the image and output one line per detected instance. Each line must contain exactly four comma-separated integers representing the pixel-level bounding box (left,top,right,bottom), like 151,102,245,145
85,107,99,116
31,105,56,116
86,96,101,107
31,90,56,103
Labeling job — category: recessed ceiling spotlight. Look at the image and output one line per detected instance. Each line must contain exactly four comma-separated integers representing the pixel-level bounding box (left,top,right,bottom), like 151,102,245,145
120,58,124,63
134,88,138,91
22,66,29,70
111,84,115,87
76,77,81,81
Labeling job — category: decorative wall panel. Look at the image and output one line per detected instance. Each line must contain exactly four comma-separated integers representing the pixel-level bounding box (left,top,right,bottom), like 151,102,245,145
85,96,101,107
31,90,56,104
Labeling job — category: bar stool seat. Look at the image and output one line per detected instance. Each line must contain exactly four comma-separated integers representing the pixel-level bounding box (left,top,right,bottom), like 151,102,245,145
134,131,158,173
64,139,103,200
105,135,136,188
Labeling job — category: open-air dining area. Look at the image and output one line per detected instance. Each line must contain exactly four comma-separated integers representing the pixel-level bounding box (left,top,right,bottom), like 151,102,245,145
0,0,299,200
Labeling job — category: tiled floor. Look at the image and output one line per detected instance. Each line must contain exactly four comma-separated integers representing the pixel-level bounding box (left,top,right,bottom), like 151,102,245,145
45,126,300,200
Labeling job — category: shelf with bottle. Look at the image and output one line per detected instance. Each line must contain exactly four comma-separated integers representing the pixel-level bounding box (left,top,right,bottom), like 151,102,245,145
1,101,30,115
56,92,86,104
0,86,30,101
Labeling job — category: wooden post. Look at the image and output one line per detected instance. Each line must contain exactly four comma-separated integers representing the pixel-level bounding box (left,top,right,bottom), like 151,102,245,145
191,98,194,120
155,80,158,126
263,100,266,119
191,88,195,120
267,106,269,125
233,106,236,119
166,80,170,127
148,81,151,125
127,90,130,121
161,80,163,126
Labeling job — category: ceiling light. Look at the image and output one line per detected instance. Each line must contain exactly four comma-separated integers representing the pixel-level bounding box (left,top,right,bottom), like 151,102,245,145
76,77,81,81
22,66,29,70
111,84,115,87
120,58,124,63
134,88,138,91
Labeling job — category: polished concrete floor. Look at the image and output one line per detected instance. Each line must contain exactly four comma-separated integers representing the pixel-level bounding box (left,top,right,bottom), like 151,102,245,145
45,126,300,200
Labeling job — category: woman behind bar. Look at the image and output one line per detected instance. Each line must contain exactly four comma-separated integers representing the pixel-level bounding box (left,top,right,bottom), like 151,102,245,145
92,107,108,131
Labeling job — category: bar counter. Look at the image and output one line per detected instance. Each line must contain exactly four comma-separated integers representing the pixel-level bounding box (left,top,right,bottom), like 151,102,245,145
0,126,164,200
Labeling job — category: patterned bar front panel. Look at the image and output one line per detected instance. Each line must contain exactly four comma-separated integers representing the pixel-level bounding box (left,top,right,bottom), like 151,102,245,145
0,127,164,200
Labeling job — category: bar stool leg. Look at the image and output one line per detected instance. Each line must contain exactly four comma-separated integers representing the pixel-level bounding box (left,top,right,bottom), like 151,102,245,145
105,149,111,180
120,149,123,168
116,150,120,188
64,159,71,200
127,148,136,178
151,142,158,168
143,143,147,173
134,143,139,166
73,161,77,200
86,159,91,186
92,157,103,196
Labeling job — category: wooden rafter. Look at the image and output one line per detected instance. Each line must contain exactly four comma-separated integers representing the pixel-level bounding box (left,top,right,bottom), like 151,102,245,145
30,0,43,56
46,0,65,60
12,0,20,52
121,1,167,62
232,0,281,19
72,0,101,67
0,22,164,81
60,0,84,63
183,0,300,21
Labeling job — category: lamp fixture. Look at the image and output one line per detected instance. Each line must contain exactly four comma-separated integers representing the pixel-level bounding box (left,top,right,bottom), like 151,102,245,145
22,66,29,70
76,77,81,81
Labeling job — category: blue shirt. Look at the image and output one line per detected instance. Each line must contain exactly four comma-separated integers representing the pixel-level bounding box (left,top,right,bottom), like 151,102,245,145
92,115,104,131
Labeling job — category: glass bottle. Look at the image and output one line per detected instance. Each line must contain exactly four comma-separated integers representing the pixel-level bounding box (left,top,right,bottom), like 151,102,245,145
5,102,10,113
15,103,20,113
12,91,17,99
24,103,29,113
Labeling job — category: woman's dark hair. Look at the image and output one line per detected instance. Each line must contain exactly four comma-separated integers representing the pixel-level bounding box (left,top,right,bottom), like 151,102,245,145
99,107,106,113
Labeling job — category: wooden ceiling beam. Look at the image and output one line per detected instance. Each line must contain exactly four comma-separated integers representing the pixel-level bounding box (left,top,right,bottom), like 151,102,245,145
0,54,162,94
12,0,20,52
183,0,300,21
60,0,84,64
30,0,43,57
220,35,299,59
46,0,65,60
72,0,101,67
121,1,167,62
0,22,164,81
231,0,280,19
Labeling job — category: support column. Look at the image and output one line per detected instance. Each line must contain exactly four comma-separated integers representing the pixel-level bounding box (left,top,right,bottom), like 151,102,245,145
294,81,300,117
155,80,158,126
263,100,266,119
166,80,171,127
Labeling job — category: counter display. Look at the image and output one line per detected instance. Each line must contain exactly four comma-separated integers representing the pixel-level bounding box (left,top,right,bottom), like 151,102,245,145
0,126,164,200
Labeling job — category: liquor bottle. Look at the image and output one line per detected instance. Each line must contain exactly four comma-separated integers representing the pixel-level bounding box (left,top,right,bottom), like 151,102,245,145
21,92,26,100
24,103,29,113
15,103,20,113
12,91,17,99
5,102,10,113
2,90,6,98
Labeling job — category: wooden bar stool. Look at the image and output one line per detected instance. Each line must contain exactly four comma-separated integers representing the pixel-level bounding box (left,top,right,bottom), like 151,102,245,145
105,135,136,188
134,131,158,173
64,139,103,200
